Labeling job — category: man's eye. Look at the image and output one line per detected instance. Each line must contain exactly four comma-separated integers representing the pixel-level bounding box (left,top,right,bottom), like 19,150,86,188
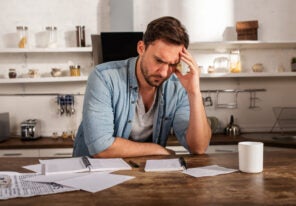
156,59,163,64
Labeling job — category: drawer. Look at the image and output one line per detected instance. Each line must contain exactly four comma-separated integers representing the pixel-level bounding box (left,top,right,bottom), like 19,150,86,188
39,148,73,157
0,149,39,157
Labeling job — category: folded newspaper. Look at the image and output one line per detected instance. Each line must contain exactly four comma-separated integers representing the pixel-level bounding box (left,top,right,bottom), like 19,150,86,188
0,172,77,200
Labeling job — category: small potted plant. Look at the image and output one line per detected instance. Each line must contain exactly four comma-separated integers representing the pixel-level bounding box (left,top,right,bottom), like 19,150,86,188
292,57,296,72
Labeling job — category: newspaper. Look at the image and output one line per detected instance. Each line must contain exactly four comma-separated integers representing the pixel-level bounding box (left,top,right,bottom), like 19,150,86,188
0,172,77,200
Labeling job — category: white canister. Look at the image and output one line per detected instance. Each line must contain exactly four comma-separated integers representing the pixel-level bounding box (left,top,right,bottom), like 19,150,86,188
45,26,58,48
238,141,264,173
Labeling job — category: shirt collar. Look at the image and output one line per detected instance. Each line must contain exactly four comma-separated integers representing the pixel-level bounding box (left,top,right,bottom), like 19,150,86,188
128,57,139,90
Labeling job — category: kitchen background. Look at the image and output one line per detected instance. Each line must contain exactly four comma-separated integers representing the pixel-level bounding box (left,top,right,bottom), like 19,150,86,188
0,0,295,138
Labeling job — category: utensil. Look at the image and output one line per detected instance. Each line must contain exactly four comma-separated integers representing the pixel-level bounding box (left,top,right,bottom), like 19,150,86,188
224,115,240,136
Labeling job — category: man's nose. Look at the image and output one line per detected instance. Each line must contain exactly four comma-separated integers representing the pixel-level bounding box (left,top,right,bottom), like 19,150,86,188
158,64,172,77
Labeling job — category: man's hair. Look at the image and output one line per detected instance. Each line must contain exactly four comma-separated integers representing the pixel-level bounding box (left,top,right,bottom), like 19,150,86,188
143,16,189,49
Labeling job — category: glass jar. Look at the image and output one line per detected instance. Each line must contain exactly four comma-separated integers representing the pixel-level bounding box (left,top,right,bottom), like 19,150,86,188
229,50,241,73
70,65,81,76
8,68,17,78
16,26,28,48
45,26,58,48
213,57,230,73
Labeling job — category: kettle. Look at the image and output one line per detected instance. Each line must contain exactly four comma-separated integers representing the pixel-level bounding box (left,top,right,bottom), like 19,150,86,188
224,115,240,136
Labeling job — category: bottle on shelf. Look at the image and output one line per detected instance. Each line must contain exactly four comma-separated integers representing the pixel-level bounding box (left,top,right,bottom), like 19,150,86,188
69,65,81,76
16,26,28,48
45,26,58,48
229,49,241,73
76,25,86,47
8,68,17,78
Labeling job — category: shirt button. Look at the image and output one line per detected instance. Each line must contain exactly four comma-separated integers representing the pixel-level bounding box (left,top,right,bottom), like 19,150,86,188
131,101,135,104
128,120,132,123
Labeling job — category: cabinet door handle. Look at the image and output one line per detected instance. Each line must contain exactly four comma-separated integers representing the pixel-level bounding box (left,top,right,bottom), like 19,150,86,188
54,153,72,156
3,153,22,156
215,149,235,153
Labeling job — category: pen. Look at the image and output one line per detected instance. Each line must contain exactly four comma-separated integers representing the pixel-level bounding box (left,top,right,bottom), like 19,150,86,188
179,157,187,170
129,160,139,168
82,156,92,171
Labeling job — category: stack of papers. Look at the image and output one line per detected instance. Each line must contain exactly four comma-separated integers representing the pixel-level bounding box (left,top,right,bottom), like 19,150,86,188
144,158,185,172
2,157,238,200
23,157,132,175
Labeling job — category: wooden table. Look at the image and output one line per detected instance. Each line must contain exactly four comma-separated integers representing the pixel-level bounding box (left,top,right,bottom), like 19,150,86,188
0,150,295,206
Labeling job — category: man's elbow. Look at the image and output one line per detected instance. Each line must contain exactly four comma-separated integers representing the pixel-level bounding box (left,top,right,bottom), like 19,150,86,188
190,146,208,155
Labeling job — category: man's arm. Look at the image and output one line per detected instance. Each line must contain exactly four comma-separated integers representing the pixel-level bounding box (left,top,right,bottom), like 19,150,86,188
175,48,212,154
92,137,173,158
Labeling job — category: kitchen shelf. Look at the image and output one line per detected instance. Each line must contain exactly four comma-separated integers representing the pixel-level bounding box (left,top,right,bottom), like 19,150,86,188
189,41,296,51
0,76,88,84
200,72,296,78
0,47,92,53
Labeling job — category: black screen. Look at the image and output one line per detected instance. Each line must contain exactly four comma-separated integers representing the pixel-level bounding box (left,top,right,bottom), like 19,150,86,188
101,32,143,62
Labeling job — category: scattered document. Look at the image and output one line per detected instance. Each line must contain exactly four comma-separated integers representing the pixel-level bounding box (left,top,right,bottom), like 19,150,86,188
23,157,132,175
23,172,91,183
144,158,185,172
182,165,238,178
0,172,77,200
55,172,135,193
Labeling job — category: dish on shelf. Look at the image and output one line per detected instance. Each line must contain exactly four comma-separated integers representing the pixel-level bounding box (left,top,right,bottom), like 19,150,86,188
252,63,264,72
51,68,62,77
28,69,39,78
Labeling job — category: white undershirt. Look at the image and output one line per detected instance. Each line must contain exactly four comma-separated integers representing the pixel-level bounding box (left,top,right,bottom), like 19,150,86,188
129,93,157,142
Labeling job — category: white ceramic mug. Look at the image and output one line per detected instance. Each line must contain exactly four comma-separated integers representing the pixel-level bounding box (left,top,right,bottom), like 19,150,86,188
238,141,264,173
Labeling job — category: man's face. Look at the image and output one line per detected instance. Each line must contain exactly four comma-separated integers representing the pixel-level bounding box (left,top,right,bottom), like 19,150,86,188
137,39,183,87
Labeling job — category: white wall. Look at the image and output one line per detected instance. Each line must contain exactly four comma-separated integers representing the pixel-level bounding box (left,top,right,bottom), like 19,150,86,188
1,0,296,137
133,0,296,41
132,0,296,132
0,0,110,136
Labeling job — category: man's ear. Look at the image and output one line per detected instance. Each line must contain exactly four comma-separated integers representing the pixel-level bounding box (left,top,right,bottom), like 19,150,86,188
137,40,145,55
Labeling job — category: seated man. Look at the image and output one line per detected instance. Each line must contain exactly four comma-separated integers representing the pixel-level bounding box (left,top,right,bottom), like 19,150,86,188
73,16,211,158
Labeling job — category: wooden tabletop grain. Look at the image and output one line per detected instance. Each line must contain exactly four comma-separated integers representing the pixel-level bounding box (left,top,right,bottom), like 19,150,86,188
0,150,295,206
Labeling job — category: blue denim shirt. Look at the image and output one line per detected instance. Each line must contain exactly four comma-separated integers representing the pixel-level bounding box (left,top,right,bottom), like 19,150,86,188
73,57,190,157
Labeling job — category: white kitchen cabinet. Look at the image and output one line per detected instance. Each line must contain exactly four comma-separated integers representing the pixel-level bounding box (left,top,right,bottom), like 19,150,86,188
39,148,73,157
205,145,294,154
0,148,73,157
166,144,293,155
0,149,39,157
206,145,238,154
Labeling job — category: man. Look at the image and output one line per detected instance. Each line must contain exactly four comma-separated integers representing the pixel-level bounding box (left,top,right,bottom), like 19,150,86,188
73,16,211,158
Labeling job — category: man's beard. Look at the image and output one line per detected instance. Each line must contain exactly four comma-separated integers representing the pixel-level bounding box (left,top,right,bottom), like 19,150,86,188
140,59,166,87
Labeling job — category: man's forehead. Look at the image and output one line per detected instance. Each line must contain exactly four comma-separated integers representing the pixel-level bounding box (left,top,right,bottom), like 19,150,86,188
153,54,180,64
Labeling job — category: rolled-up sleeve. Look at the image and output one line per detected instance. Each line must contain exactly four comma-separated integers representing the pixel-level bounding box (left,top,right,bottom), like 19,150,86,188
82,68,115,155
172,90,190,150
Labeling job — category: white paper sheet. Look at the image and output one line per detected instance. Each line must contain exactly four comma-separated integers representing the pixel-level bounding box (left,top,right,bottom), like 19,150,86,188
0,172,77,200
144,158,184,172
182,165,238,178
22,164,42,174
56,172,135,193
23,172,91,183
23,157,132,175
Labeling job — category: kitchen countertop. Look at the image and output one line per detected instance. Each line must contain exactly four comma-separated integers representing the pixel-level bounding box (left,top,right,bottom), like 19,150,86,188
168,133,296,148
0,137,73,149
0,150,295,205
0,133,295,149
